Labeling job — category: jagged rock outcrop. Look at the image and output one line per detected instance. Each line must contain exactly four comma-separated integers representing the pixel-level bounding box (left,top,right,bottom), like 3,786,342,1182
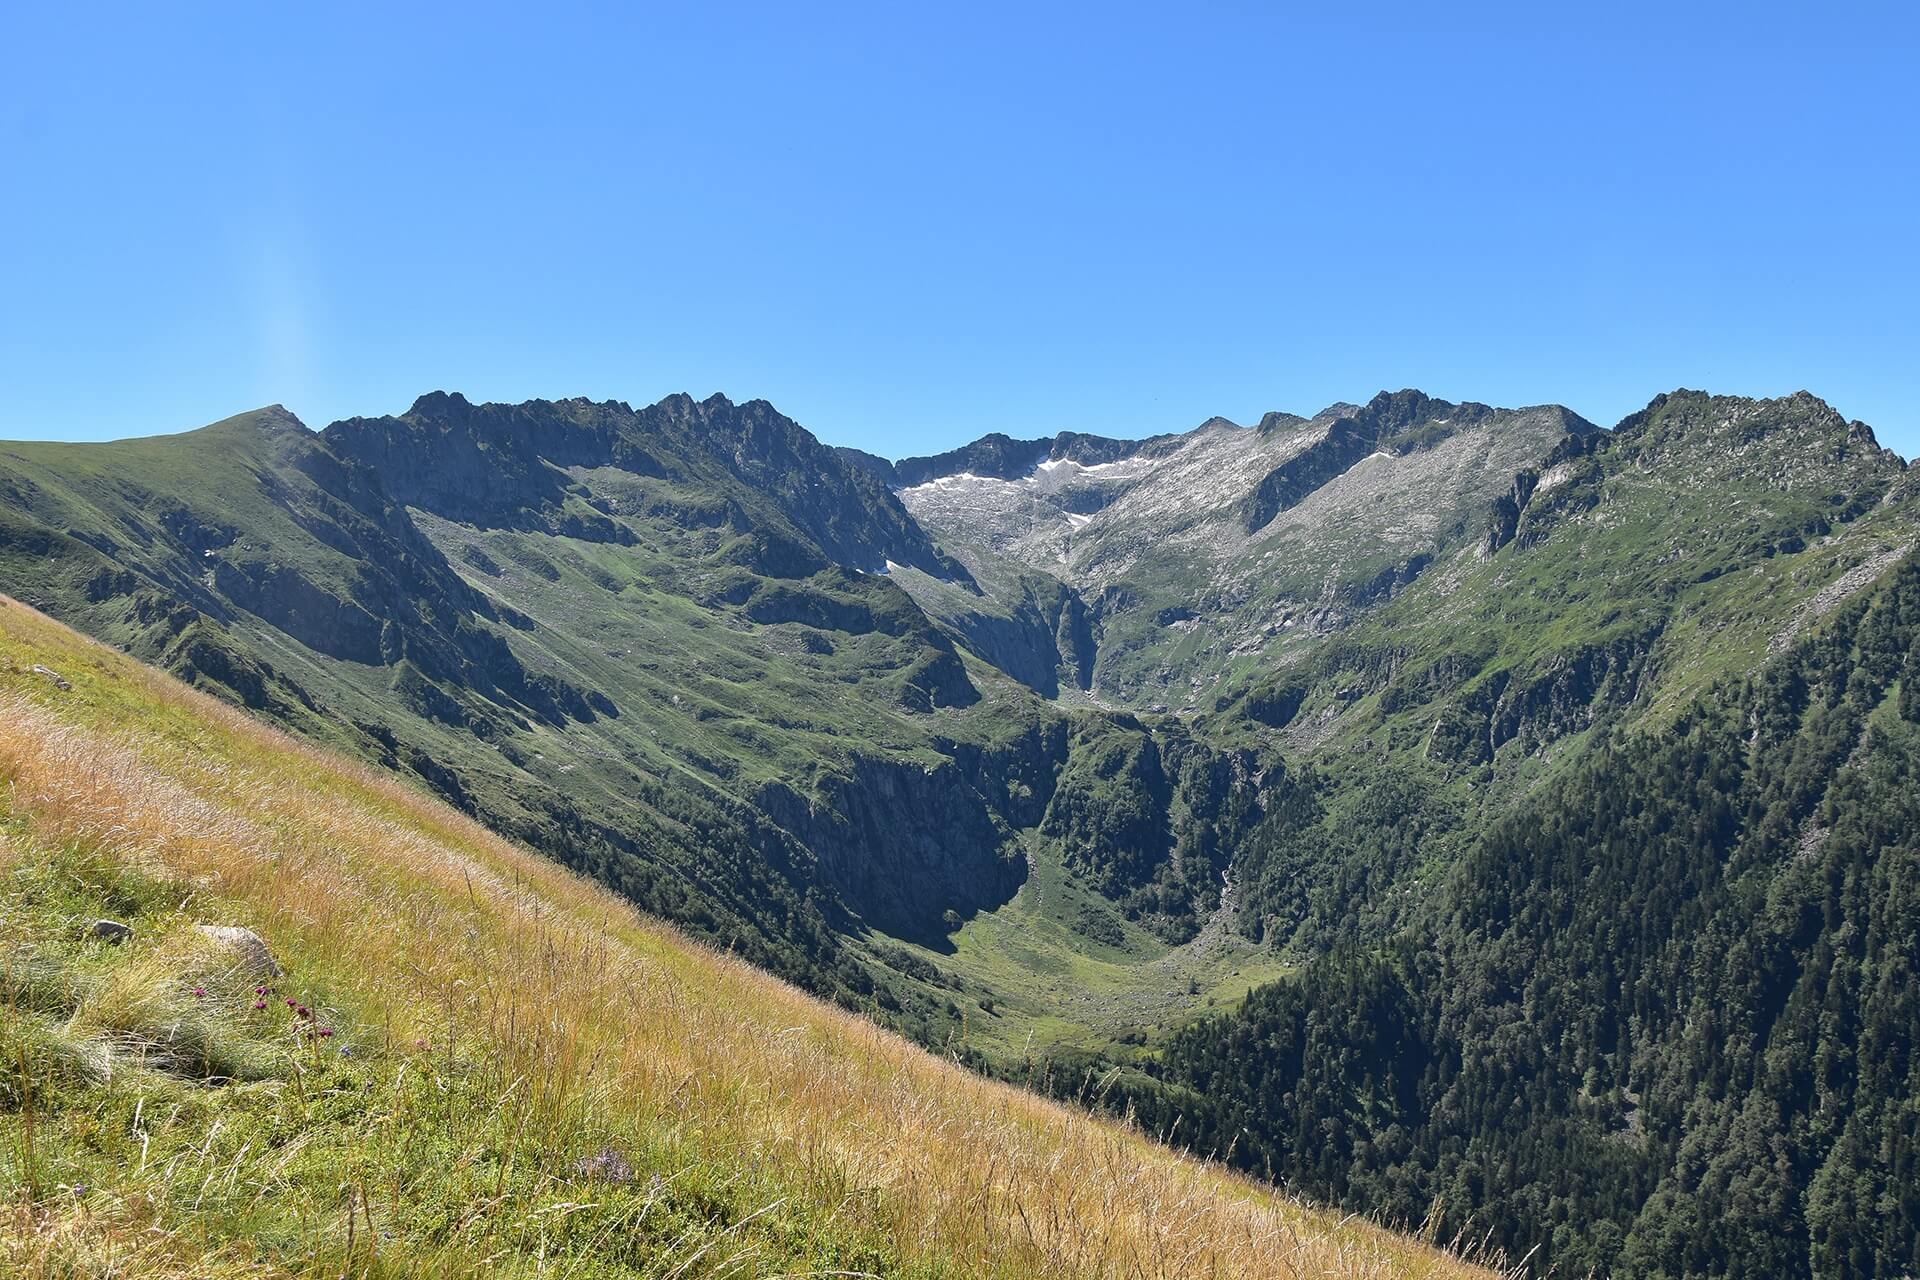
1423,631,1661,765
754,754,1025,940
1241,392,1498,533
1481,468,1539,556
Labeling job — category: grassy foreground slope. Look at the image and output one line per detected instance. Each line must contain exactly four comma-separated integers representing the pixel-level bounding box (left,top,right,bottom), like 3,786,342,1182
0,596,1491,1280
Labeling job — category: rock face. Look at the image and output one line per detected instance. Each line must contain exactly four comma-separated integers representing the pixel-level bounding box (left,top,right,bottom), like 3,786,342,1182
923,572,1096,698
755,754,1024,941
1480,468,1539,556
194,924,283,977
1422,629,1662,765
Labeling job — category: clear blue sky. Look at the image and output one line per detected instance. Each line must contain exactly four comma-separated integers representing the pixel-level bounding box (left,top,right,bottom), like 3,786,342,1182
3,2,1916,456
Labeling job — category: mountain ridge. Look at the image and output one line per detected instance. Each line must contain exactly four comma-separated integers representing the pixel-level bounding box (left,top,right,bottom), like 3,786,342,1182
4,380,1917,1277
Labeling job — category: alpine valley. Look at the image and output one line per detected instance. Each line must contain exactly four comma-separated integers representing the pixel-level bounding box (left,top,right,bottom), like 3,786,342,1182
4,385,1917,1277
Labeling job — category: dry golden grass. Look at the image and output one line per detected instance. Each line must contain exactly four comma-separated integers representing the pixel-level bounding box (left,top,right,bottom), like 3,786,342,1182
0,595,1501,1279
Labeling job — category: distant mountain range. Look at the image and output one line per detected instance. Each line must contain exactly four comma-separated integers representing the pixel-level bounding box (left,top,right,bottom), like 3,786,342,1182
2,384,1914,1277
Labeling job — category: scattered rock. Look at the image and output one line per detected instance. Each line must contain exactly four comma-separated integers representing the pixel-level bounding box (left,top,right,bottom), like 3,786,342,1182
1768,540,1915,653
571,1146,634,1183
1795,823,1831,864
89,918,133,944
30,664,72,691
193,924,284,977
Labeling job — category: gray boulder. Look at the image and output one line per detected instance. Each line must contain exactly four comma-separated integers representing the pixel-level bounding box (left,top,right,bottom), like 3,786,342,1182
88,918,133,943
193,924,283,977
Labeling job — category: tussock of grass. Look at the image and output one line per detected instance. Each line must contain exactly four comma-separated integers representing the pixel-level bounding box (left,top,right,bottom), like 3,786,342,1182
0,596,1503,1278
59,927,288,1084
2,949,93,1019
0,1011,109,1107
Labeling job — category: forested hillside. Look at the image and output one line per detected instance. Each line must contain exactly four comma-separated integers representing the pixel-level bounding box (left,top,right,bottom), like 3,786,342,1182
1122,551,1920,1277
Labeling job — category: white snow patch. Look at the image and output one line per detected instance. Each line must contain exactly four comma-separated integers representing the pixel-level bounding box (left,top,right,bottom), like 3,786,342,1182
1066,513,1091,528
902,471,994,494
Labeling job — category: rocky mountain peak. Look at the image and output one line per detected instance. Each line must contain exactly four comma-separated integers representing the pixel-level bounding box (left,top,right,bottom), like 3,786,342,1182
319,391,965,581
240,404,315,439
1612,389,1905,472
1351,389,1493,433
167,405,315,455
405,389,475,419
1254,411,1307,434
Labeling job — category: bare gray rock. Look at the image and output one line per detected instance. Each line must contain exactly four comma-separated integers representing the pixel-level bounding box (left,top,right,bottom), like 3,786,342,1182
193,924,284,977
892,393,1591,706
89,918,132,943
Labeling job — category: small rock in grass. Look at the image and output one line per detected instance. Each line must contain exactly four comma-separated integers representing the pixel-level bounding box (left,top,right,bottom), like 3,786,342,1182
30,664,72,691
571,1147,634,1183
89,919,133,944
193,924,284,978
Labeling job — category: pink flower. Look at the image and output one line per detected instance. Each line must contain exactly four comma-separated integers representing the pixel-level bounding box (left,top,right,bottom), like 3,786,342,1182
192,987,206,998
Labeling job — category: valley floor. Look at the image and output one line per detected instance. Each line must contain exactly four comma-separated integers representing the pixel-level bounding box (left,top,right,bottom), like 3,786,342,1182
877,845,1290,1062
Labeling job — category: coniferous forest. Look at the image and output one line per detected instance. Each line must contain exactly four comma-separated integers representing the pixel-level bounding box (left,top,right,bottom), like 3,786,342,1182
1106,555,1920,1277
